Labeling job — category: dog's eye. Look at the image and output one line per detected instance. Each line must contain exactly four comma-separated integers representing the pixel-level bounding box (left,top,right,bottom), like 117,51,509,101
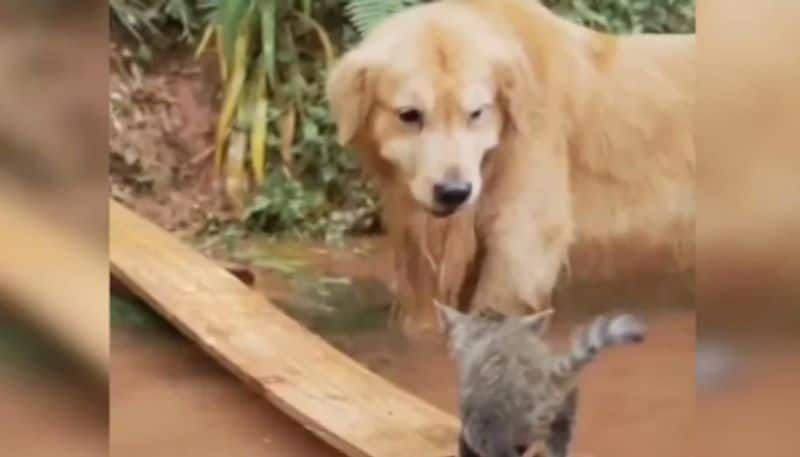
468,107,483,122
468,105,490,123
397,108,424,126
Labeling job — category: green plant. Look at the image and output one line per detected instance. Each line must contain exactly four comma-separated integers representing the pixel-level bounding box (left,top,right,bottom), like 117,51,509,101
543,0,694,33
109,0,214,57
197,0,334,187
194,0,384,240
344,0,425,36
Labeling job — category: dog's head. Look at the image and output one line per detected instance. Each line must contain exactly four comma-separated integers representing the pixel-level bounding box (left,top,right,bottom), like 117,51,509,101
327,4,538,217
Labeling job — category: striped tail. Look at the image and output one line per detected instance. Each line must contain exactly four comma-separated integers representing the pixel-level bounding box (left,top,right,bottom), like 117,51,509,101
552,314,646,379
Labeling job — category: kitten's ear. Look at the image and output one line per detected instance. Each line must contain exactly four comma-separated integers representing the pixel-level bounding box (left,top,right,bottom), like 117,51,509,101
521,308,555,334
434,300,463,335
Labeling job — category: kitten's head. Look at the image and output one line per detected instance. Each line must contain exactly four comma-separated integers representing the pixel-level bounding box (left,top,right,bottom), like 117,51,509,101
434,301,553,356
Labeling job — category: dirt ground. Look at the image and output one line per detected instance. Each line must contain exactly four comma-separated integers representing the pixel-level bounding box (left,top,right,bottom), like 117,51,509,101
109,38,231,234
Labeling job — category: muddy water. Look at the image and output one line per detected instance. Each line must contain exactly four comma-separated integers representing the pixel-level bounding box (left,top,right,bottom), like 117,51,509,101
0,378,107,457
111,331,344,457
112,238,696,456
695,338,800,457
111,311,693,457
339,312,695,457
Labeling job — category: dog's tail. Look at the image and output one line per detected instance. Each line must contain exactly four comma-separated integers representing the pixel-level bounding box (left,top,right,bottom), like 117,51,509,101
551,313,646,380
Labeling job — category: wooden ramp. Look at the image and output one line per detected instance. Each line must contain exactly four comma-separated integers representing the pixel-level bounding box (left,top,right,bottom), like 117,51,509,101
0,192,107,378
109,200,459,457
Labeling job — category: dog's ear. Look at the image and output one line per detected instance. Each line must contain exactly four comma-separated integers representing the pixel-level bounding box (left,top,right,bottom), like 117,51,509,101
494,46,539,136
326,50,378,146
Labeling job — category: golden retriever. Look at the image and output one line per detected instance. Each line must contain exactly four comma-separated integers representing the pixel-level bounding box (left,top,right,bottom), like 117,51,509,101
327,0,694,325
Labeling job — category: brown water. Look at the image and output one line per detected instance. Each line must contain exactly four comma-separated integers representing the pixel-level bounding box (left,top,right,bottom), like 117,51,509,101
111,237,698,457
0,376,107,457
111,311,694,457
110,330,343,457
695,339,800,457
343,311,695,457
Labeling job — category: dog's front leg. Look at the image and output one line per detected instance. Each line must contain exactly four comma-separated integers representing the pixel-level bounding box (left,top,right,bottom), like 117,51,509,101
470,138,573,315
470,213,570,315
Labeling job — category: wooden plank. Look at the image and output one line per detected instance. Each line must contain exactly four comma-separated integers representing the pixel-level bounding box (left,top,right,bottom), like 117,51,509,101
0,192,107,378
109,200,459,457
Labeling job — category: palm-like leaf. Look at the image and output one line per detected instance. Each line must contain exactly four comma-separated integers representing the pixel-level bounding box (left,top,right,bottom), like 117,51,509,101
345,0,423,37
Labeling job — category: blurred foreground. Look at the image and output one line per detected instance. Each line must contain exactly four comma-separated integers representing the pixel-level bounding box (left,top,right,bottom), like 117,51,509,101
697,1,800,455
0,2,108,456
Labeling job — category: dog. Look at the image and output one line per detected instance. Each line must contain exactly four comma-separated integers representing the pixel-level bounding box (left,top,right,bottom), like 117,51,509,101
327,0,694,324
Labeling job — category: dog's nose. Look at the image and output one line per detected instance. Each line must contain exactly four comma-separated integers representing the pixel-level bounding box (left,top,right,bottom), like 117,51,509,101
433,181,472,208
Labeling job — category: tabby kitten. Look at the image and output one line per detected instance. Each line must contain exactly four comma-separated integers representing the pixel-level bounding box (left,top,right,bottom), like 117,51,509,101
436,304,646,457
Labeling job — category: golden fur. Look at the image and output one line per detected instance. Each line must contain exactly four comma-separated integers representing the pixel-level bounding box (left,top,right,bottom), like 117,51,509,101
327,0,695,326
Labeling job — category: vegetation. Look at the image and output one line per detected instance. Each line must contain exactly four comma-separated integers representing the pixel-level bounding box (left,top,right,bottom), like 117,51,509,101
110,0,695,241
109,0,214,58
195,0,373,240
543,0,694,33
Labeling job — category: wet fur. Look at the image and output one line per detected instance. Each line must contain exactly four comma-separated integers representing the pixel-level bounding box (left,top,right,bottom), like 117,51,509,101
327,0,695,324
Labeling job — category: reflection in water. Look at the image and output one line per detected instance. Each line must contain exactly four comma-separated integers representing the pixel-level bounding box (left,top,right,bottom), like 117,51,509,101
696,340,737,394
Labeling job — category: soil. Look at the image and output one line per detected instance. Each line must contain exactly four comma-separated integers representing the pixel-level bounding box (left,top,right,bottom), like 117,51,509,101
109,40,231,234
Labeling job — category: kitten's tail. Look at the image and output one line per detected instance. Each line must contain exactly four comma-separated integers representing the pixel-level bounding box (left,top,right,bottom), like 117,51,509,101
551,314,646,379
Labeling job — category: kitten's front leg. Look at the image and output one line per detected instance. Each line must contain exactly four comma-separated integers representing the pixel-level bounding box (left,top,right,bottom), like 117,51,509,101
520,441,549,457
547,390,578,457
459,431,482,457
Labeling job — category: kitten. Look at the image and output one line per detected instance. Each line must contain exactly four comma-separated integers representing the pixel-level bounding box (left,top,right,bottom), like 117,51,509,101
436,304,646,457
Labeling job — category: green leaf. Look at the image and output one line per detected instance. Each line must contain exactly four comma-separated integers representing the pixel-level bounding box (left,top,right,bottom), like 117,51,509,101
574,0,609,29
345,0,422,38
303,120,320,142
250,59,269,184
220,0,255,69
214,28,250,170
294,10,336,67
259,0,278,87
